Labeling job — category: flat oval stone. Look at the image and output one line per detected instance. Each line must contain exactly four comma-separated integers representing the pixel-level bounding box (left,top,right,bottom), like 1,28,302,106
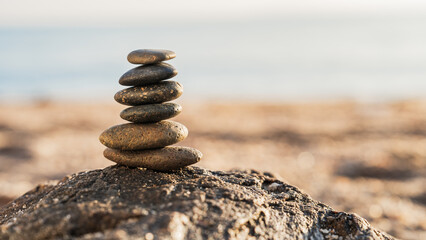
114,81,183,106
120,103,182,123
119,63,177,86
103,146,202,171
99,121,188,150
127,49,176,65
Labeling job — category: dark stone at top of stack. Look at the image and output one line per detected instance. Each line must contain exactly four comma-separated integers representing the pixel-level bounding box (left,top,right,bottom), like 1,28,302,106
127,49,176,65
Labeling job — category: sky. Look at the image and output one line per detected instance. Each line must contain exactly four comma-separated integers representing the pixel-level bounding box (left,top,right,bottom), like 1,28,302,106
2,0,426,27
1,0,426,101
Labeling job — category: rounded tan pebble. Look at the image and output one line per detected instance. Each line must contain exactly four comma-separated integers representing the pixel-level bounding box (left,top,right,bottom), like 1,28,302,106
114,81,183,106
99,121,188,150
127,49,176,65
119,62,177,86
120,103,182,123
103,146,203,171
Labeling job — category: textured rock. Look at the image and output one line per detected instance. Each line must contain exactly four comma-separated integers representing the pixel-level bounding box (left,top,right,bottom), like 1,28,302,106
119,63,178,86
120,103,182,123
114,81,183,106
99,121,188,150
104,147,202,171
127,49,176,64
0,165,395,240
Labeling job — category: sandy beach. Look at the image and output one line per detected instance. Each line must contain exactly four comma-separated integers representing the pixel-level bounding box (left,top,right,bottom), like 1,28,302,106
0,100,425,239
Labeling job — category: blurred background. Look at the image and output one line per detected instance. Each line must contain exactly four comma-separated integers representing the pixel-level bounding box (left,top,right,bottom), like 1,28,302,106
0,0,425,239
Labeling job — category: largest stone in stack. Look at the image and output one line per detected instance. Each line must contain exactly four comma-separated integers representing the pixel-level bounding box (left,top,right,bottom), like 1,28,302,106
99,49,202,171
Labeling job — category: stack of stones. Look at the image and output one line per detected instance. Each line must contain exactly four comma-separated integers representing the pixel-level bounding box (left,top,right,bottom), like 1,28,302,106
99,49,202,171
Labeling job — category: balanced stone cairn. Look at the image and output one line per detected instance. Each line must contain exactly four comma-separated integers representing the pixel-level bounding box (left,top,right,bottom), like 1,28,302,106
99,49,202,171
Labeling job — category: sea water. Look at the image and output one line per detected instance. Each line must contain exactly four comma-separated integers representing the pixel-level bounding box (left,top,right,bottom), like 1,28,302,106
1,15,426,102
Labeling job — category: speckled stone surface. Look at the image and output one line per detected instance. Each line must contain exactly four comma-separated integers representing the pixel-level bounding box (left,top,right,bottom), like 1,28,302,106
99,121,188,150
114,81,183,106
127,49,176,65
120,103,182,123
0,166,395,240
103,147,202,171
119,63,177,86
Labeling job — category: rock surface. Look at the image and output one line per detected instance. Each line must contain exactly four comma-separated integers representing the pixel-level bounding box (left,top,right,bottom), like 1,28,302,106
114,81,183,106
119,63,178,86
99,121,188,150
0,165,394,240
120,103,182,123
127,49,176,64
104,147,202,171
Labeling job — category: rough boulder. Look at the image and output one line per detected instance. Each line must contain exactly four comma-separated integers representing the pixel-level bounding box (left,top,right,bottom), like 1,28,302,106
0,165,395,239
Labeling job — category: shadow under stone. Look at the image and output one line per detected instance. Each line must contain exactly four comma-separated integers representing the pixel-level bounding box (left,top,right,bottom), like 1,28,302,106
411,192,426,206
0,146,33,161
336,162,418,180
192,129,312,147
